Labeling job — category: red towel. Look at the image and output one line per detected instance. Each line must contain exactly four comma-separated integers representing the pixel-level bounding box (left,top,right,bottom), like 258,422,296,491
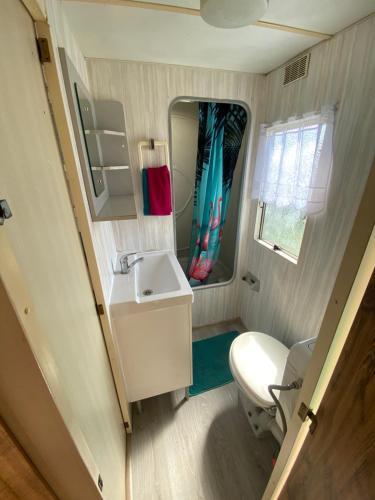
147,165,172,216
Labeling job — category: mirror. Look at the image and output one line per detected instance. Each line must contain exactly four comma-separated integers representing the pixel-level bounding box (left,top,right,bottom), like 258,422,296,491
170,99,249,288
74,83,105,197
59,48,137,221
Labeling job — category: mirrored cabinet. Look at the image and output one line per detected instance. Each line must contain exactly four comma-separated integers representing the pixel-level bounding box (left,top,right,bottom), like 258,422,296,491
60,48,137,221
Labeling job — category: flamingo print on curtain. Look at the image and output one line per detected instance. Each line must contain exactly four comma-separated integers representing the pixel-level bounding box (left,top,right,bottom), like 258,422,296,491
187,102,247,286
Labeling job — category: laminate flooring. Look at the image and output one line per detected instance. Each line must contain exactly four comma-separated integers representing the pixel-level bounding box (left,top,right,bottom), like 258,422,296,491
131,319,277,500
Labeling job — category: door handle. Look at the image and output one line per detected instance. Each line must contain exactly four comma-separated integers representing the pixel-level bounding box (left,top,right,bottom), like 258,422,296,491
298,402,318,434
0,200,12,225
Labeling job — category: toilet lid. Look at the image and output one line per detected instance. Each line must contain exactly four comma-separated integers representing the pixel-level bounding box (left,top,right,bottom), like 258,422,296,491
229,331,289,408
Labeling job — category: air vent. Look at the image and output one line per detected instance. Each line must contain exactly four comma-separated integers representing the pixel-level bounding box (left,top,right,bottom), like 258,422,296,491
283,53,310,86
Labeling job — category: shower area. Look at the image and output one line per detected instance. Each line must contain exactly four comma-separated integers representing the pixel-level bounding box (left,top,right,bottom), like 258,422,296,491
170,99,249,288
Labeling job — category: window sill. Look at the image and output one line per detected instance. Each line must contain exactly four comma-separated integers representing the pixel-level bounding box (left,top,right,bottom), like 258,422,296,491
255,238,298,265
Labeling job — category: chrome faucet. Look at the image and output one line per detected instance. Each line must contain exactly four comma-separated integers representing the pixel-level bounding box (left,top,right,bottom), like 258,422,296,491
120,253,144,275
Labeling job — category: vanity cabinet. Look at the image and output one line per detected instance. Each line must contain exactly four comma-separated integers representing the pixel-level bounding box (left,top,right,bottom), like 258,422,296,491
112,301,192,402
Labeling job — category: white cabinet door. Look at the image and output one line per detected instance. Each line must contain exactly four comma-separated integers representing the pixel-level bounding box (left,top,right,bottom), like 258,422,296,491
114,304,192,402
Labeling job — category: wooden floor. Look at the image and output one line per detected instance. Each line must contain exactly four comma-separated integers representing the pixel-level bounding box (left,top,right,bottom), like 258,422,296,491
131,320,277,500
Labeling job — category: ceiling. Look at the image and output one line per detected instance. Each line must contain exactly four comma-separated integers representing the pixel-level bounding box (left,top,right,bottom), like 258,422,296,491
63,0,375,74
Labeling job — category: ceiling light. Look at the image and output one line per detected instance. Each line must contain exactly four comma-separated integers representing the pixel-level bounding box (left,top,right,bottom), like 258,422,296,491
200,0,268,29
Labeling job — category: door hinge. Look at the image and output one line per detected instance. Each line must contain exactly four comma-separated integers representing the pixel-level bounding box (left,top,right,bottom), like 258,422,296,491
96,303,105,316
0,200,13,225
36,37,51,63
124,421,130,430
298,402,318,434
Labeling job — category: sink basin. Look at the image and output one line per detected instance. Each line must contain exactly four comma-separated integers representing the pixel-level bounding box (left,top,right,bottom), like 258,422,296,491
135,251,184,302
110,250,193,308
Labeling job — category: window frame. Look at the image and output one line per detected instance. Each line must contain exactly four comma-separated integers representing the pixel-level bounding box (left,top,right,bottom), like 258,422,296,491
254,201,306,264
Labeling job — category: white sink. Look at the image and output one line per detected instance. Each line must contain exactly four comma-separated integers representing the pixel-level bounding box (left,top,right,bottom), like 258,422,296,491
135,251,185,302
110,250,193,308
110,250,193,402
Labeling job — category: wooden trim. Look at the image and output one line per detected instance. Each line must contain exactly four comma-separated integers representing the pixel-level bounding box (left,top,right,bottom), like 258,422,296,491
254,20,331,39
67,0,201,16
62,0,332,39
34,20,132,430
263,160,375,499
125,433,133,500
21,0,46,21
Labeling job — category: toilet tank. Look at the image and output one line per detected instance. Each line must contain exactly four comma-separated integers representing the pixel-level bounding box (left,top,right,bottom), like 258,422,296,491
276,337,316,432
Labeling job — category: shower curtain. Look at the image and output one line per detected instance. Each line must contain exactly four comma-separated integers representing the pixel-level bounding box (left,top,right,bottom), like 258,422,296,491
187,102,247,286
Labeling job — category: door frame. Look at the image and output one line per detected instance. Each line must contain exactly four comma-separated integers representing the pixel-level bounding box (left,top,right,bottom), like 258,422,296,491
21,0,131,429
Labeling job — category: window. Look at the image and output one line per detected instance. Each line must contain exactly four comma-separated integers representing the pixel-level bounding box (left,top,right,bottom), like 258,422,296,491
252,106,334,261
257,202,306,259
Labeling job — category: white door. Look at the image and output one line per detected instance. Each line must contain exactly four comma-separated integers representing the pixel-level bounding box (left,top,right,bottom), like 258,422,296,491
0,1,126,499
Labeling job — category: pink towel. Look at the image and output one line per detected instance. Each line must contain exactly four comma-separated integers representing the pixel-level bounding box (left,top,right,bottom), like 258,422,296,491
147,165,172,216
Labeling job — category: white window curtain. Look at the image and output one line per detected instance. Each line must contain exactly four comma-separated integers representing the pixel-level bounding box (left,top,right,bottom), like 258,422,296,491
252,106,335,216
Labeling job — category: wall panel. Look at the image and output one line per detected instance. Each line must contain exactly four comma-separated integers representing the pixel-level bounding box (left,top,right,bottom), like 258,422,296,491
86,17,374,334
45,0,89,88
87,59,265,325
240,16,375,346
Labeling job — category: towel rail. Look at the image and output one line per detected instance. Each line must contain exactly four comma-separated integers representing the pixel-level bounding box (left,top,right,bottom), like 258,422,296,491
138,139,170,170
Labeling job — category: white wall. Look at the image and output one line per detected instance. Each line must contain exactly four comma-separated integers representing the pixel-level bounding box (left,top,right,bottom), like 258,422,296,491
83,15,375,337
46,1,130,432
240,16,375,347
46,0,89,88
170,101,198,253
46,0,117,304
87,59,265,326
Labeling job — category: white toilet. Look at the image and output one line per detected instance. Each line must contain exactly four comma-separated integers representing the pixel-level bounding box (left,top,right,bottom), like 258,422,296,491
229,331,315,444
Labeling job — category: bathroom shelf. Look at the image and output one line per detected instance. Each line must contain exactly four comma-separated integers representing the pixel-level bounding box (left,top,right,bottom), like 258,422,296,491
84,129,126,137
91,165,130,171
97,195,136,220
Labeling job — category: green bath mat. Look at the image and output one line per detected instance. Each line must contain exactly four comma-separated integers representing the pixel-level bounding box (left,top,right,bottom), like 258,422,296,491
189,331,240,396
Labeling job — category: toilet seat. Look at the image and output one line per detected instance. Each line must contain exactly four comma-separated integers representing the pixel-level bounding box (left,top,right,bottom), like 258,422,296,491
229,331,289,408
